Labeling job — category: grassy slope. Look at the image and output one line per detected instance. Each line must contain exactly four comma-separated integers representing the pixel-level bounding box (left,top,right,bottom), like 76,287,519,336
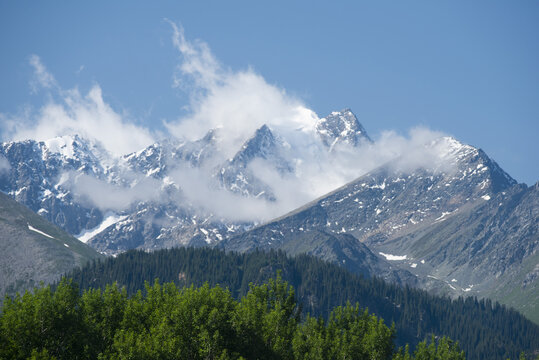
0,192,102,297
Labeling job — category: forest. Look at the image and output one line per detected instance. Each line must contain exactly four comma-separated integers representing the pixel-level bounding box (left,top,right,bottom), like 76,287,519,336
2,247,538,359
63,247,539,360
1,275,466,360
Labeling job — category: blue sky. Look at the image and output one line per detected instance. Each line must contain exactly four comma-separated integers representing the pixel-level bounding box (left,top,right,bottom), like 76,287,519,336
1,1,538,184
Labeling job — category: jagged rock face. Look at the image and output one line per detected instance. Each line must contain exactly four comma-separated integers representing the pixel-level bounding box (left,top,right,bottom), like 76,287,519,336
217,124,294,200
317,138,516,246
373,182,539,323
399,183,537,276
123,131,218,179
223,136,516,251
87,193,249,254
0,136,108,235
315,109,371,150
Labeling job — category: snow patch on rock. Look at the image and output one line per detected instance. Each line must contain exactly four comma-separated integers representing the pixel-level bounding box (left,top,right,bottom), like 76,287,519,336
379,252,407,261
77,212,127,243
28,224,55,239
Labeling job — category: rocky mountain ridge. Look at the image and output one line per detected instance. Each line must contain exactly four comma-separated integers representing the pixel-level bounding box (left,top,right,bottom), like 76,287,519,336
0,109,372,254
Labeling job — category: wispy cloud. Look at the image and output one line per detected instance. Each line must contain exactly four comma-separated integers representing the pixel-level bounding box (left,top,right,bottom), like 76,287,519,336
1,57,155,156
164,21,318,160
29,54,58,92
0,155,10,174
166,20,221,92
63,171,163,212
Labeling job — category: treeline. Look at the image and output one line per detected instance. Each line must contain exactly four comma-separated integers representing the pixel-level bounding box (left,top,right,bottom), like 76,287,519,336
1,276,466,360
65,248,539,360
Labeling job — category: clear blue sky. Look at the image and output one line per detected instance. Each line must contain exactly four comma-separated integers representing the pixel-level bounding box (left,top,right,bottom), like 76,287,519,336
1,1,538,184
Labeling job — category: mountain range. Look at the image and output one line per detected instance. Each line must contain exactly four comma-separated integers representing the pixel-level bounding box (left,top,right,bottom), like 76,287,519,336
0,109,371,253
0,108,536,323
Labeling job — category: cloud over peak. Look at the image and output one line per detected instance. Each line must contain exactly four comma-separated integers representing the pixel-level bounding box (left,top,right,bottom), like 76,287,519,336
164,20,319,159
1,57,155,156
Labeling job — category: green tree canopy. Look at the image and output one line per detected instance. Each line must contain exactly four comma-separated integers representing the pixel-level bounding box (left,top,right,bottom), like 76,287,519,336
1,276,475,360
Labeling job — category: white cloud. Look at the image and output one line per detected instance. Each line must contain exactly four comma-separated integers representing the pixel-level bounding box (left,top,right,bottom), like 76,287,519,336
233,127,454,221
164,21,319,160
29,54,57,92
1,57,155,156
167,166,278,221
155,22,456,222
64,171,163,212
0,155,10,174
166,20,221,92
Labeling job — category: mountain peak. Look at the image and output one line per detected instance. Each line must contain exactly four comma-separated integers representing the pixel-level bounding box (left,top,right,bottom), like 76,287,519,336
315,109,371,150
251,124,273,142
200,128,219,143
234,124,276,162
41,134,113,165
218,124,293,199
426,136,516,192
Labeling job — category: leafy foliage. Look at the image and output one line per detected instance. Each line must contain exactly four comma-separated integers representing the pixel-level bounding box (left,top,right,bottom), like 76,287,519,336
0,275,463,360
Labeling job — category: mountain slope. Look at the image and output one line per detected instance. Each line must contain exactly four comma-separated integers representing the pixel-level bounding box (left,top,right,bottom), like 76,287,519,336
0,191,102,297
377,181,539,323
220,137,539,321
217,200,420,286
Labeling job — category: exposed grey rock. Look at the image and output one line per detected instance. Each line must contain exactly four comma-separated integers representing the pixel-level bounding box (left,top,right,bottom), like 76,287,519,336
315,108,371,150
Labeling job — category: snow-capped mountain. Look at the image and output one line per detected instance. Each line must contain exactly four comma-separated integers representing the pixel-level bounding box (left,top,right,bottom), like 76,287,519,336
222,135,517,252
315,108,371,150
0,108,527,277
223,135,517,252
0,109,371,254
0,135,109,235
218,124,294,200
0,108,510,256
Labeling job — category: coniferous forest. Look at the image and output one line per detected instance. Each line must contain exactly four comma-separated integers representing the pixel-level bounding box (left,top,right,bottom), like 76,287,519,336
1,248,538,359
